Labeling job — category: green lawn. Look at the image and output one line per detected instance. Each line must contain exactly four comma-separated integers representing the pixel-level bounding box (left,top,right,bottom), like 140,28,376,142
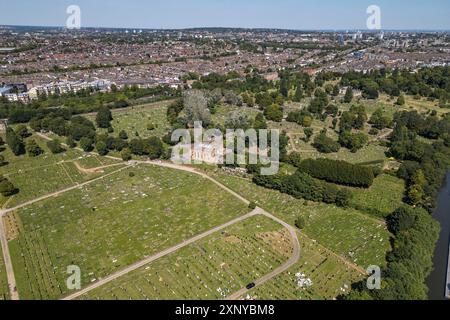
0,244,9,300
350,174,405,218
211,172,391,268
9,164,250,300
0,135,124,209
211,105,260,126
247,232,364,300
88,101,173,139
80,215,291,300
0,135,83,177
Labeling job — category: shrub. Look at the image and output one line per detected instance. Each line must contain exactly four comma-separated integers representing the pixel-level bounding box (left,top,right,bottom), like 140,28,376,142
295,217,306,229
121,148,132,161
0,177,17,197
47,140,65,154
25,139,43,157
80,137,94,152
313,132,340,153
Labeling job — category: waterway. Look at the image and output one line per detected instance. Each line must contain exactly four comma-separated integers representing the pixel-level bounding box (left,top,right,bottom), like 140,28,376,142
427,171,450,300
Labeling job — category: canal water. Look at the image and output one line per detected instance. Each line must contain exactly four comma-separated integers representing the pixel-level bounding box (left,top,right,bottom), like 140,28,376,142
427,171,450,300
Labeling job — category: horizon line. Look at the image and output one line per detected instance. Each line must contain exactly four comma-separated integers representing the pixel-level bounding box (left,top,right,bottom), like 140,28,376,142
2,24,450,33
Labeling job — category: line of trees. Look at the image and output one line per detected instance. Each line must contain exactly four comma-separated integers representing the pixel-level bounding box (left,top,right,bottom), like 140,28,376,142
345,206,440,300
1,85,178,124
252,170,352,207
341,67,450,103
297,158,375,188
389,111,450,212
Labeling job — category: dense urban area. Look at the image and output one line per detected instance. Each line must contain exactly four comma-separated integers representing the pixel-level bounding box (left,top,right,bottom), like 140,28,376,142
0,25,449,302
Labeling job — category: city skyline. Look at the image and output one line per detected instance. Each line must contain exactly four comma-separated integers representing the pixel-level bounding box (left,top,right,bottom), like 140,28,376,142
1,0,450,31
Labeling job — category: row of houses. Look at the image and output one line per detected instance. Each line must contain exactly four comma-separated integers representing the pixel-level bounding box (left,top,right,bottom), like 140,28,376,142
0,79,113,104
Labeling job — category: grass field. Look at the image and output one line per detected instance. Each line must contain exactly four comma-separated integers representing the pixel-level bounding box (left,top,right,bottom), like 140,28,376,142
297,144,388,164
0,136,124,209
80,215,291,300
0,244,9,300
349,174,405,218
8,164,250,300
0,135,83,177
88,101,173,139
246,232,365,300
211,105,260,126
211,172,391,268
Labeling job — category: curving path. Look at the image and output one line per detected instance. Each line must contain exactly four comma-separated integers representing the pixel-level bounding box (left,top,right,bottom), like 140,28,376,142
0,152,300,301
62,160,300,300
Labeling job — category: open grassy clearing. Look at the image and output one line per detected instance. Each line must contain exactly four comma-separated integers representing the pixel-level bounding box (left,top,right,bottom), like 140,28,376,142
4,161,125,209
211,105,260,126
210,171,390,268
246,232,364,300
349,174,405,218
0,136,124,209
0,245,9,300
80,215,291,300
296,143,388,165
337,94,444,118
0,134,83,176
88,101,172,139
8,164,249,300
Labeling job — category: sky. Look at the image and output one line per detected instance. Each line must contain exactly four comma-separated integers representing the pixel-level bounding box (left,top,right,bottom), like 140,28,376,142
1,0,449,30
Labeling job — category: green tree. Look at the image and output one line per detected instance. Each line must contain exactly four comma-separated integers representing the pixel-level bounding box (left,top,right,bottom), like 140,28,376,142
332,85,340,97
0,177,17,197
80,137,94,152
339,131,369,153
15,124,31,139
144,137,164,159
344,87,353,103
242,93,255,107
286,152,302,168
47,140,65,154
304,128,314,142
313,132,340,153
253,113,267,130
6,128,25,156
295,217,306,229
264,104,283,122
119,130,128,140
96,140,108,156
66,136,76,148
293,85,303,102
25,139,43,157
396,95,406,106
95,106,113,129
121,148,132,161
129,139,144,155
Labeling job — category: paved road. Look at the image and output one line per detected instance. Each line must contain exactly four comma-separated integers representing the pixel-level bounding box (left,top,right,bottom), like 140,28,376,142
63,160,300,300
63,209,261,300
226,211,300,300
1,165,130,215
143,160,250,205
0,165,130,300
0,151,300,301
0,217,19,300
